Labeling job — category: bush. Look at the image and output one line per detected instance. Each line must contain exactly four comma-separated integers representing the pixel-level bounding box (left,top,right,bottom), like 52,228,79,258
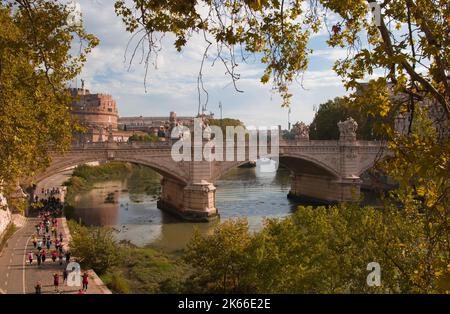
184,219,256,293
102,272,131,294
128,134,159,143
68,220,122,274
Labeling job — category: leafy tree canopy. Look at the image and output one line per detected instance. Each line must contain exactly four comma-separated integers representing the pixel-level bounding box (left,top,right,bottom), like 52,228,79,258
0,0,98,191
185,203,450,293
308,97,390,140
115,0,450,116
128,133,159,142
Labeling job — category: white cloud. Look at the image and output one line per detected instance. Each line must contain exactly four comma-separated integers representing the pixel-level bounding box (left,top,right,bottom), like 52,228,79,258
73,0,348,128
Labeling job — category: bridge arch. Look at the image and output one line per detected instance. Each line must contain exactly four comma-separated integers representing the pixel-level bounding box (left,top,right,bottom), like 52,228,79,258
278,154,340,178
212,153,340,182
33,155,189,186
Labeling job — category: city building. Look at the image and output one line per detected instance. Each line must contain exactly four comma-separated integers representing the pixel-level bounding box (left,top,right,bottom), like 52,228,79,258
118,112,214,136
70,87,141,143
69,86,215,143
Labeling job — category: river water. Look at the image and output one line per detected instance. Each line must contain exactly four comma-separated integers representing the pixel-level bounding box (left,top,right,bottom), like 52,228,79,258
68,165,380,252
69,166,312,252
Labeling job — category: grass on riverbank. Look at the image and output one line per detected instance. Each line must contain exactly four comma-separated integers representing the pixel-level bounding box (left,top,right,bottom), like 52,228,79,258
63,162,133,203
67,220,189,294
101,246,189,293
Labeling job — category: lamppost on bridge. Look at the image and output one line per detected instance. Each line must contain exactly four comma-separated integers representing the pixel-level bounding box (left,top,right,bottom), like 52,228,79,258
287,107,291,131
218,101,223,127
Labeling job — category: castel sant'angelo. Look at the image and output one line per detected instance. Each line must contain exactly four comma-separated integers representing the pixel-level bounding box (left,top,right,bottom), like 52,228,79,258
70,87,138,143
69,85,214,143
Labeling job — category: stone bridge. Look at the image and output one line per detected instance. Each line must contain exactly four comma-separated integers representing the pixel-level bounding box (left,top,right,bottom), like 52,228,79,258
32,132,386,221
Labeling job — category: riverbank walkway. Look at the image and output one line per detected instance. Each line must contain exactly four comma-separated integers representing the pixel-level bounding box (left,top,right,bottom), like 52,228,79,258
0,216,111,294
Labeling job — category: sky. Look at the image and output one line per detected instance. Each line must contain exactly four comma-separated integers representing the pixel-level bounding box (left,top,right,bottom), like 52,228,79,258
73,0,351,128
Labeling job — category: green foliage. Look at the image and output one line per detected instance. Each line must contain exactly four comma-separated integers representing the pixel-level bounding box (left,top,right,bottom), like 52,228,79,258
68,220,188,293
184,219,257,293
119,247,189,293
8,198,26,215
101,271,131,294
63,162,133,204
213,118,244,126
72,162,132,181
128,133,159,142
208,118,247,140
68,220,122,274
185,203,450,293
126,164,161,200
0,1,97,191
115,0,313,106
309,97,389,140
114,0,450,115
63,162,161,207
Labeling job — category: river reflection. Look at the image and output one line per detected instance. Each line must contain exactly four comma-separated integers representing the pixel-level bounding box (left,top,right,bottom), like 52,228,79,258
71,166,307,252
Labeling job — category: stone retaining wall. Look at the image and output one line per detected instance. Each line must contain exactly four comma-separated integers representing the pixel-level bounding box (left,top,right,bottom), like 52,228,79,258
0,193,12,240
0,209,12,240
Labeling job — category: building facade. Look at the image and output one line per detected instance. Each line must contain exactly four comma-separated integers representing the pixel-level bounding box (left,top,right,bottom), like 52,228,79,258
70,88,139,143
118,112,214,136
70,87,215,143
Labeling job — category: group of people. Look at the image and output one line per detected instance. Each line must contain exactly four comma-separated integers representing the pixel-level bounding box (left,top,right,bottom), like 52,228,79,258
29,214,68,268
28,188,89,294
40,187,62,198
33,195,64,217
34,271,89,294
28,202,90,294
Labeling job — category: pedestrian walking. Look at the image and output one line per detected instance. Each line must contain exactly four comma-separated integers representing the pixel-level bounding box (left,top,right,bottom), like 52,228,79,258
36,252,41,267
41,249,46,263
65,251,71,263
82,272,89,291
35,281,42,294
63,269,68,284
53,273,59,292
28,251,33,264
51,250,57,262
58,251,64,265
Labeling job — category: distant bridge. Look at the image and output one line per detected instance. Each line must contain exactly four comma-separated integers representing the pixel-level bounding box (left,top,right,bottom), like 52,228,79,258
33,129,386,221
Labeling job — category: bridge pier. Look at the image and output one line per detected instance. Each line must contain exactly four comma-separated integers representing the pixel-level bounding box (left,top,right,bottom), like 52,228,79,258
288,174,361,203
157,177,218,222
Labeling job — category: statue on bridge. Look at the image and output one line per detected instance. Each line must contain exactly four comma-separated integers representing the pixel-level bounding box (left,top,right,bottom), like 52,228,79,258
107,125,114,143
291,121,309,140
338,117,358,141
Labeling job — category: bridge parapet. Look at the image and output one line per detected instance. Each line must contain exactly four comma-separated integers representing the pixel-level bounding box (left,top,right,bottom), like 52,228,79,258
72,141,172,150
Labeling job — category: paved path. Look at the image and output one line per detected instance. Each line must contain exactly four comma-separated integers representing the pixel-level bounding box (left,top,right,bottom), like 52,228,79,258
35,169,73,202
0,217,109,294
